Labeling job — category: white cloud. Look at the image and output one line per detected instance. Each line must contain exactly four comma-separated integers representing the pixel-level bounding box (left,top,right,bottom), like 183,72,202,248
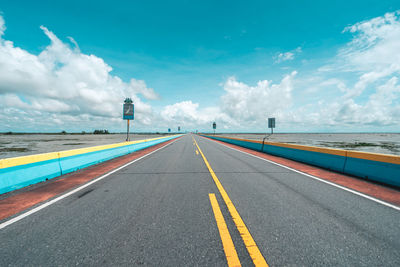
318,11,400,127
321,77,400,126
67,36,80,51
214,11,400,130
158,72,298,131
0,15,5,36
0,17,157,131
337,11,400,95
280,11,400,131
160,8,400,132
161,101,201,123
278,52,294,62
221,72,297,126
129,78,159,100
160,101,235,129
275,47,302,63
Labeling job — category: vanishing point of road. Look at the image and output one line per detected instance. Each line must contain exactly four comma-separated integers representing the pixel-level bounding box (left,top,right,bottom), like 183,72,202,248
1,134,399,266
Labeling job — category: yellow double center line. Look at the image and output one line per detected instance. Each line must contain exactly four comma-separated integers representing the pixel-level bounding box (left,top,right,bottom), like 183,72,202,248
209,193,241,267
193,136,268,267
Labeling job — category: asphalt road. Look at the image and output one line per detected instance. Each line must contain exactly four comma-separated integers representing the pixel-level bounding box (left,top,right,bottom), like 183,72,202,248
1,134,399,266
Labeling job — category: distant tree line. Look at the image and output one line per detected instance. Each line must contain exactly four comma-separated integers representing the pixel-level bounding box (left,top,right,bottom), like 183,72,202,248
93,129,110,134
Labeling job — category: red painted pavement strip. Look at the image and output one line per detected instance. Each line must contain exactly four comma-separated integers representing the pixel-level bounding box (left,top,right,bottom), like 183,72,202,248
202,136,400,207
0,138,180,221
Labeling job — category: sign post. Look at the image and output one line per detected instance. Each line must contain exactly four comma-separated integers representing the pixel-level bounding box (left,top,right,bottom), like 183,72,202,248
123,98,134,141
261,117,276,152
212,122,216,135
268,117,275,134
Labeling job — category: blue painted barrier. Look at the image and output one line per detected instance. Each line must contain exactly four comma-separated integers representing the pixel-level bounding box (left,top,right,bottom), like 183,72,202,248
262,144,347,173
344,151,400,187
59,146,130,175
202,135,400,187
59,135,180,175
0,135,182,195
0,155,61,195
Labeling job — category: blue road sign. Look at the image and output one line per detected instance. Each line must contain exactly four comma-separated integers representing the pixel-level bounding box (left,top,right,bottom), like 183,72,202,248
123,103,134,120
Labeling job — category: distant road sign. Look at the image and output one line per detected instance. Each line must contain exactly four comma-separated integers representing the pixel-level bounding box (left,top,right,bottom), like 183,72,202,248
123,103,134,120
168,128,171,133
268,118,275,128
213,122,216,129
178,126,181,131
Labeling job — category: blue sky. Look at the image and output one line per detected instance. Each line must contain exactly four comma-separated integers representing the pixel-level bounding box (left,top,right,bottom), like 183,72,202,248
0,1,400,132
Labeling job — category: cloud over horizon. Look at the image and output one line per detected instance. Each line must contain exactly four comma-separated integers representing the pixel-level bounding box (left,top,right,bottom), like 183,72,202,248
0,18,158,131
314,11,400,128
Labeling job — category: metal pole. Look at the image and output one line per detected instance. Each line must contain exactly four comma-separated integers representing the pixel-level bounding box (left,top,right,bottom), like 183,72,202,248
261,132,269,152
126,119,130,141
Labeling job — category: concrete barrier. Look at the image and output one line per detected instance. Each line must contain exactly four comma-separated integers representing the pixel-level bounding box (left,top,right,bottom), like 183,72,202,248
262,142,347,173
202,135,400,188
0,135,182,195
344,151,400,187
0,152,62,194
59,135,180,174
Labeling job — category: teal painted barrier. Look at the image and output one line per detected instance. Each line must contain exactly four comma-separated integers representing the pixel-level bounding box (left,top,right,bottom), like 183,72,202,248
0,157,61,195
202,135,400,188
58,135,180,175
262,144,346,173
0,135,182,195
344,152,400,187
59,145,130,175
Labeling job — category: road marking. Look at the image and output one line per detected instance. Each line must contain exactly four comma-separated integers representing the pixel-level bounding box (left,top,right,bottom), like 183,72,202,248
205,137,400,212
196,150,199,155
0,139,180,230
193,137,268,267
209,193,241,267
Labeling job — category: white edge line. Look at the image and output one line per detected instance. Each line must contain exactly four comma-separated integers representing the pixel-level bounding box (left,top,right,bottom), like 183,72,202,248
200,136,400,211
0,138,180,230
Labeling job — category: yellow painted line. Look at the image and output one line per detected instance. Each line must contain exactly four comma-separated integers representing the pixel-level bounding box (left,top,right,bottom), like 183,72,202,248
0,151,60,169
193,137,268,267
347,150,400,165
209,193,241,267
196,150,199,155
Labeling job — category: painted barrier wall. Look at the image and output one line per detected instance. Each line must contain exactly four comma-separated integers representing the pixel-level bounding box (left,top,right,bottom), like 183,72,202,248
0,135,182,195
202,135,400,188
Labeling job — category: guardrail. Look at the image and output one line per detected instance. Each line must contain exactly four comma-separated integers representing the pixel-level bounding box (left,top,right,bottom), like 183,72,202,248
0,135,182,195
201,135,400,188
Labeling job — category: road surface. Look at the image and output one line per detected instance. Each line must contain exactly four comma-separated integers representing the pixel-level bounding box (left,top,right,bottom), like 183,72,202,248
1,134,399,266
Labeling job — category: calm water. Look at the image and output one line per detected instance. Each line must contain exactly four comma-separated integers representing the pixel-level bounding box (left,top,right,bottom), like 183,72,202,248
1,133,399,159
